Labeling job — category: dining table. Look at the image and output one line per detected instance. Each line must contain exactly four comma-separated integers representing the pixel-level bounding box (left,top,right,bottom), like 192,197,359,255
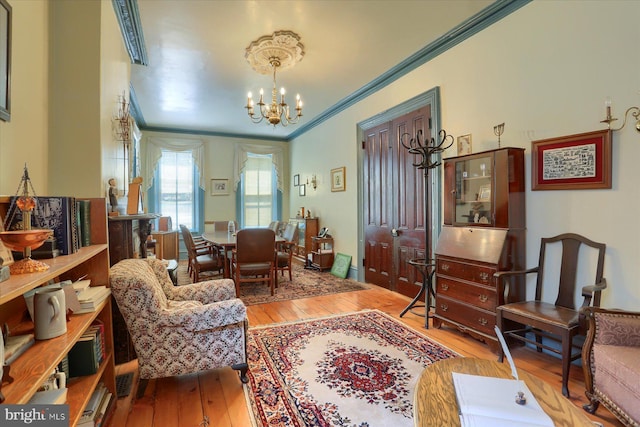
202,230,284,279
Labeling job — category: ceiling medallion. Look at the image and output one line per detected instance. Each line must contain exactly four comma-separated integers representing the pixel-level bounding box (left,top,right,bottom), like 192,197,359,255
244,31,305,127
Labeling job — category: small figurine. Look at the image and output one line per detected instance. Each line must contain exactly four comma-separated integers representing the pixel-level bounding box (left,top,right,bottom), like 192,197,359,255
515,391,527,405
108,178,118,212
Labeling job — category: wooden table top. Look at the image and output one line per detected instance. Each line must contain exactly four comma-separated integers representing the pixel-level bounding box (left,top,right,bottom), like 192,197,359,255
413,358,594,427
202,230,284,247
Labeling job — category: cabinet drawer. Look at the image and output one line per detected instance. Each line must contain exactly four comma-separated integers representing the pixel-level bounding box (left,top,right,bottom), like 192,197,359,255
435,296,496,336
436,277,497,311
437,258,496,286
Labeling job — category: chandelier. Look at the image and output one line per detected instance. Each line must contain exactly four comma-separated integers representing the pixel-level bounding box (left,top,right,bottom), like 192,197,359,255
244,31,304,127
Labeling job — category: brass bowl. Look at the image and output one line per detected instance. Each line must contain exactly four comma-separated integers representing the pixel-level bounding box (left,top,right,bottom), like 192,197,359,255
0,229,54,252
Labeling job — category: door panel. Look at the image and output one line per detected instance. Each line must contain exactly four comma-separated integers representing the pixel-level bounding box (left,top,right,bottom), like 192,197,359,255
364,122,393,288
364,106,432,296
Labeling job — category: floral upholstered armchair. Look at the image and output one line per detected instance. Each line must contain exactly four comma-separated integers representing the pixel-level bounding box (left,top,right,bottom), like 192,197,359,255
582,307,640,426
110,258,248,397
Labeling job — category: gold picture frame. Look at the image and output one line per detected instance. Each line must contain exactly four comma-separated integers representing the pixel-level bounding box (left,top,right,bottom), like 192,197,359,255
478,184,491,202
331,167,346,192
457,134,472,155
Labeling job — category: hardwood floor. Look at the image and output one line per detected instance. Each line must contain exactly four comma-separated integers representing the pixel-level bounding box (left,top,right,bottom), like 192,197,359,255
112,285,623,427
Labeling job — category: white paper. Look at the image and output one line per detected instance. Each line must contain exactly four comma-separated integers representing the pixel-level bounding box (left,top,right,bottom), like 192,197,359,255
453,373,553,427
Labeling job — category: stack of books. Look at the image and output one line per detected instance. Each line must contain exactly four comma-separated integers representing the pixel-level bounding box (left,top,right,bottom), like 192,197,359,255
3,333,35,365
75,286,111,314
68,321,106,378
78,382,114,427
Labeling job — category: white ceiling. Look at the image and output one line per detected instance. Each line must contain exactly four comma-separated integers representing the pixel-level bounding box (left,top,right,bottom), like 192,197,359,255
130,0,497,141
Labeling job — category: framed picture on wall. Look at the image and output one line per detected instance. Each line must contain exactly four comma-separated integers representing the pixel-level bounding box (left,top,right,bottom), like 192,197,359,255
531,129,612,190
0,0,11,122
457,134,472,155
299,183,306,196
331,167,346,192
293,174,300,186
211,178,229,196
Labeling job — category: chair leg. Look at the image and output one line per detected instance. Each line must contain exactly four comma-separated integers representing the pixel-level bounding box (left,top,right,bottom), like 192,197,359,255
561,331,572,398
269,269,274,296
232,362,249,384
136,378,149,399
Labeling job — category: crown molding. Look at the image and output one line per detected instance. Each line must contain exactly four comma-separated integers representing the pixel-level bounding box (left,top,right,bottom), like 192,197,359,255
112,0,148,66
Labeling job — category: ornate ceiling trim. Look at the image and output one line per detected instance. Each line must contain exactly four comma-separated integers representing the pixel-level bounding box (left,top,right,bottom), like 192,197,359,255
245,31,305,75
112,0,148,66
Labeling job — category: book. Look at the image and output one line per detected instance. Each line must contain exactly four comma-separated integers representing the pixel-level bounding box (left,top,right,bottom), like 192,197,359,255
451,326,554,427
74,286,111,313
6,196,77,255
93,391,113,427
453,373,553,427
76,199,92,247
4,333,35,365
79,383,107,426
68,334,99,377
28,387,68,405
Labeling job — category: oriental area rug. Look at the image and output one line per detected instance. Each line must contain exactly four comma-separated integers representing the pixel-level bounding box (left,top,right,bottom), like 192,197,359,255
245,310,460,427
177,261,368,306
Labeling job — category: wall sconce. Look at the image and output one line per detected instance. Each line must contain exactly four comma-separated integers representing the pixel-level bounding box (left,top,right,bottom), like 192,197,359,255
307,174,317,190
601,98,640,132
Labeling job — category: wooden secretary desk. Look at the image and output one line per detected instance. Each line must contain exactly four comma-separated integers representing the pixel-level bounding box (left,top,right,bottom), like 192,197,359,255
433,147,525,351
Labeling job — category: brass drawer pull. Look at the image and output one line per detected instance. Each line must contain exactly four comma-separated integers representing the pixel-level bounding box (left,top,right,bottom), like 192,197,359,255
441,264,450,272
479,272,489,282
440,304,449,312
479,294,488,302
478,318,488,326
441,283,449,291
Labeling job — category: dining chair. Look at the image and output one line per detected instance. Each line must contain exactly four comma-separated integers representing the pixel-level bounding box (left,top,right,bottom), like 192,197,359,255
231,228,275,296
268,221,280,235
494,233,607,398
179,224,224,282
275,223,298,285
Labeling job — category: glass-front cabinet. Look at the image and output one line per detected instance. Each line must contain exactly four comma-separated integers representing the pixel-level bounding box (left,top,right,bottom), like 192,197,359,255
444,147,525,229
453,154,494,226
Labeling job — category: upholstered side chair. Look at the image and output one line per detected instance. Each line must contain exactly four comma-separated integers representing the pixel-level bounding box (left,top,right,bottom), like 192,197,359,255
110,258,248,398
582,307,640,426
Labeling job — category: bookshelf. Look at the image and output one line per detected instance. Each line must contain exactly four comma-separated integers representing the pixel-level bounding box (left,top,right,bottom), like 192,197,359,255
0,197,115,427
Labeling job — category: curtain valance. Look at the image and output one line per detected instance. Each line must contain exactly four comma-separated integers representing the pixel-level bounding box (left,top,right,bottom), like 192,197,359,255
233,144,284,192
141,137,205,191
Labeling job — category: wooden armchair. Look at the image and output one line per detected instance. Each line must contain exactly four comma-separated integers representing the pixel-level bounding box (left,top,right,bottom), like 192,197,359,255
232,228,275,296
275,222,298,285
180,224,223,282
582,307,640,426
495,233,607,398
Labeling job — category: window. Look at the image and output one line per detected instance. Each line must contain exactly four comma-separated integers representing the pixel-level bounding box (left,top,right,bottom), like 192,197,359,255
150,149,201,230
240,153,278,228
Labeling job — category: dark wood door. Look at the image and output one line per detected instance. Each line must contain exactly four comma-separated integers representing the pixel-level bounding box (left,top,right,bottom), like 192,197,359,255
364,106,432,297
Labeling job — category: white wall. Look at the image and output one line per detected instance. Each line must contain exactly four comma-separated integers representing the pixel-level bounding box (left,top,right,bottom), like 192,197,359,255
290,1,640,310
0,0,49,194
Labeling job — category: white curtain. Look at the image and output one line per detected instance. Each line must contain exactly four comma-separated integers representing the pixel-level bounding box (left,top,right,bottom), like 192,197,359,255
141,137,205,191
233,144,284,192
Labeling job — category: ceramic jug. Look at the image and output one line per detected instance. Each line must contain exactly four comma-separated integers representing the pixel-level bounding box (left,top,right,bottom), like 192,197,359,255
33,287,67,340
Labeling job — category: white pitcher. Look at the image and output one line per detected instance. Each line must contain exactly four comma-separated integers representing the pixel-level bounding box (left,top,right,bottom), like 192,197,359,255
33,287,67,340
